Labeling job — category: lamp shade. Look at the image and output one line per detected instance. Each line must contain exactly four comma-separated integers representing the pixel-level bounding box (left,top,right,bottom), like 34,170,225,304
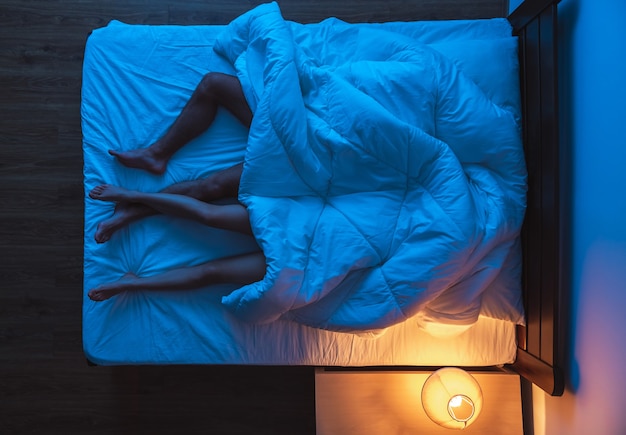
421,368,483,430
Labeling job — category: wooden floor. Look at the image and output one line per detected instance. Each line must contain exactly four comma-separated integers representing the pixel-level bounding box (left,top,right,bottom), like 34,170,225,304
0,1,506,433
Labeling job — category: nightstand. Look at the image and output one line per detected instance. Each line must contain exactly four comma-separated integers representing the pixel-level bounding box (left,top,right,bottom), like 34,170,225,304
315,368,523,434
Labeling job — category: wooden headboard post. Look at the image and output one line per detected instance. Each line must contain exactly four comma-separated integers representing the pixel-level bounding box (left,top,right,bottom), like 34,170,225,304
507,0,565,396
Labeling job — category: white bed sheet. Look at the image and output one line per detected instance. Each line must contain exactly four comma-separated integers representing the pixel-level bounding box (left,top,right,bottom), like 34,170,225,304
82,18,520,366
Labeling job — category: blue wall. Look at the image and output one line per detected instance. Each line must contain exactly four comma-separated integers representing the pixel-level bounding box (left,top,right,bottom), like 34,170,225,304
523,0,626,433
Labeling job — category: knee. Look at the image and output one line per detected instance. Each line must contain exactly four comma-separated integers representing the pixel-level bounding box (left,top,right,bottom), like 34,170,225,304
199,172,228,199
198,72,225,100
192,262,220,287
200,164,242,200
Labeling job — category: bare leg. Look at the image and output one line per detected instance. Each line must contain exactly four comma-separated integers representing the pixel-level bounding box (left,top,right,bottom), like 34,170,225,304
90,183,252,235
88,252,266,301
93,163,243,243
109,73,252,174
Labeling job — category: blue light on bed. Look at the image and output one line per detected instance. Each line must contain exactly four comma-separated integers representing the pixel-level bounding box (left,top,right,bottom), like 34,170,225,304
82,3,524,366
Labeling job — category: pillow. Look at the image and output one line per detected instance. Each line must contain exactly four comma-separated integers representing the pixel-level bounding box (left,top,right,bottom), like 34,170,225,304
430,38,521,116
374,18,515,43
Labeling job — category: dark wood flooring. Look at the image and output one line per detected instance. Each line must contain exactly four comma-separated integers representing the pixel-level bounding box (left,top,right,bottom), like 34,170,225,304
0,1,506,433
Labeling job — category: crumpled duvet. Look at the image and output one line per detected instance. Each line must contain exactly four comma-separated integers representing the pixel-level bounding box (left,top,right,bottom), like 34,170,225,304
214,2,526,332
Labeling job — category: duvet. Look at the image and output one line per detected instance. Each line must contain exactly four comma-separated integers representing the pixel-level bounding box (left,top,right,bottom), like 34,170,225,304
215,3,526,332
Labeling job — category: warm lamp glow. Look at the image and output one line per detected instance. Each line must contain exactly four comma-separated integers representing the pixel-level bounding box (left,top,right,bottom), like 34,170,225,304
448,395,474,421
421,368,483,430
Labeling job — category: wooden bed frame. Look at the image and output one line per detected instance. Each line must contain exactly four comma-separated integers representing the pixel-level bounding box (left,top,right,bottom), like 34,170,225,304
82,0,567,399
508,0,565,396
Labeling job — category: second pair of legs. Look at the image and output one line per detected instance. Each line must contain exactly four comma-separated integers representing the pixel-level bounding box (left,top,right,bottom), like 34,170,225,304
88,165,266,302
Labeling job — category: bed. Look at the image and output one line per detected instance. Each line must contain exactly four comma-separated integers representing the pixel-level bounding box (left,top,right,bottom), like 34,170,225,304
82,0,565,396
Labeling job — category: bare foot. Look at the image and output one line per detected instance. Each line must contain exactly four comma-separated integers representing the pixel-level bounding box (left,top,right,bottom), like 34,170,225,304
94,203,149,243
89,184,136,202
94,215,121,244
88,272,138,301
109,148,167,175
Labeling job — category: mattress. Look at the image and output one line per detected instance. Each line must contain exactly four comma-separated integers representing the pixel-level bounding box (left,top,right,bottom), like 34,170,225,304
82,13,522,366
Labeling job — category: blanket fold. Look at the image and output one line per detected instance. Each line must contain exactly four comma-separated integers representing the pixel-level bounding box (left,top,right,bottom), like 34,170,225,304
214,2,526,332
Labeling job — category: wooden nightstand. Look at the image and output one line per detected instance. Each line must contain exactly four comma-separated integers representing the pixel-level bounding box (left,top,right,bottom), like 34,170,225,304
315,368,523,434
